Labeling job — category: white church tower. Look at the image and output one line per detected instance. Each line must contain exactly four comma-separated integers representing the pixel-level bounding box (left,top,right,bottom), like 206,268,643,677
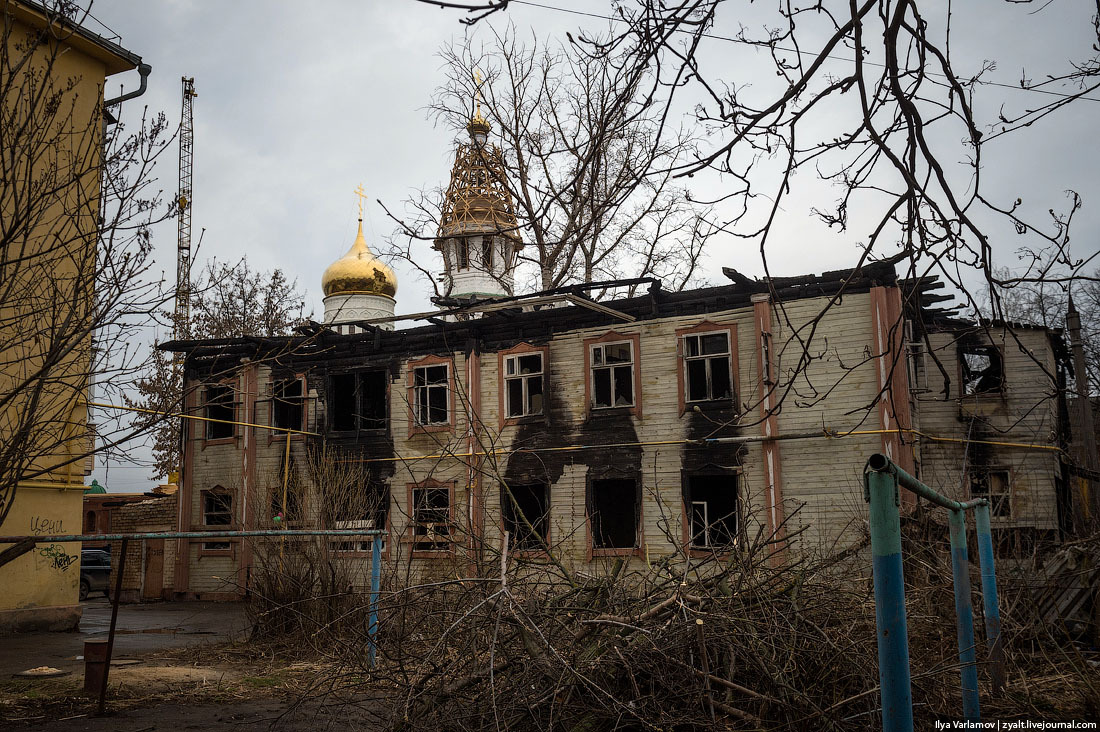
434,83,523,301
321,187,398,333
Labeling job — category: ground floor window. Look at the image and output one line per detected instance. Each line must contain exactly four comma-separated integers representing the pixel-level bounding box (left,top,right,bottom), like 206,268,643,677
412,484,452,552
683,474,739,549
969,468,1011,517
501,481,549,551
201,489,233,550
589,478,638,550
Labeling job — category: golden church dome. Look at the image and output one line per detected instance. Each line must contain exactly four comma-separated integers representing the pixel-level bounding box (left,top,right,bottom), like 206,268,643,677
321,220,397,298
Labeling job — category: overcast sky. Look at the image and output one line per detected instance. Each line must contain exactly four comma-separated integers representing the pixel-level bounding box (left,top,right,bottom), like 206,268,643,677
87,0,1100,491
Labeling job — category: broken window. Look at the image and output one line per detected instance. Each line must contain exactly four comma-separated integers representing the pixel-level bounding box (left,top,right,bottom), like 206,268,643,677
969,469,1011,518
504,352,544,418
330,474,390,553
480,237,494,270
501,481,549,551
683,332,733,402
591,341,634,409
330,370,388,431
960,344,1004,396
272,378,304,431
589,478,638,550
684,474,739,549
202,489,232,550
413,364,449,426
204,384,235,440
412,485,452,551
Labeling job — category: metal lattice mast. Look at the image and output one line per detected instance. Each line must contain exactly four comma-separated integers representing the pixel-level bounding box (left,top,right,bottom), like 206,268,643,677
175,77,196,341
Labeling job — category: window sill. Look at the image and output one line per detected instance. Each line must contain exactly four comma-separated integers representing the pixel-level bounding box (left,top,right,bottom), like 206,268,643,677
590,546,640,559
502,414,548,428
587,406,637,420
687,545,738,558
202,437,237,448
408,423,453,437
682,399,737,414
327,427,389,438
266,432,306,446
409,547,456,559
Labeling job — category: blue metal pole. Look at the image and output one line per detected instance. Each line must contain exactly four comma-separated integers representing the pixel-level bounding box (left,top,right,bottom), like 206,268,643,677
974,504,1005,692
948,509,981,720
866,467,914,732
368,532,382,668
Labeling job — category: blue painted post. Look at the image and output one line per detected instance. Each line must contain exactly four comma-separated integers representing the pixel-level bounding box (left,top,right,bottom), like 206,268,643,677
948,509,981,720
866,467,914,732
974,503,1005,692
368,533,382,668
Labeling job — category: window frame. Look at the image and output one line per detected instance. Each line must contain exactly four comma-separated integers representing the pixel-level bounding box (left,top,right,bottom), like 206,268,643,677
583,331,642,418
406,355,456,436
681,468,742,555
676,322,738,415
202,381,237,445
199,487,234,554
585,471,643,560
405,480,456,557
498,342,550,427
269,374,307,438
958,342,1005,398
500,479,551,555
968,467,1012,518
328,369,390,434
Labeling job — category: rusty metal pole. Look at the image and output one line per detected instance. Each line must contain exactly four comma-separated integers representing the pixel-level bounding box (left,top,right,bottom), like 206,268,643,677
97,537,128,715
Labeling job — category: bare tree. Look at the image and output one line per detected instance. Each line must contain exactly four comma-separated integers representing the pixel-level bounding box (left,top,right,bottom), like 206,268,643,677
126,259,310,478
0,1,171,526
386,24,717,297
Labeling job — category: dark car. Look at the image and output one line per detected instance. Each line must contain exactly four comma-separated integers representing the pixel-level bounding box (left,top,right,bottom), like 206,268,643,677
80,549,111,601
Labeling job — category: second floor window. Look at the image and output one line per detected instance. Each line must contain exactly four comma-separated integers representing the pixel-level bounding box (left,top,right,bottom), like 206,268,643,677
960,344,1003,396
204,384,235,440
413,364,449,425
591,341,634,409
331,370,388,431
504,353,544,418
272,378,304,431
683,332,733,402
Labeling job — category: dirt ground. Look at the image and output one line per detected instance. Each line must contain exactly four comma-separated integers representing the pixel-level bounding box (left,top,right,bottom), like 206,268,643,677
0,598,367,731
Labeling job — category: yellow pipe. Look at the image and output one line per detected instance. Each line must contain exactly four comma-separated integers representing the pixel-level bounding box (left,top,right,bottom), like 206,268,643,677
90,401,318,436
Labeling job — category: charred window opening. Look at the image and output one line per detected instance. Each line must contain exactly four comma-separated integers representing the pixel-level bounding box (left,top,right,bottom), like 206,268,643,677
684,332,733,402
202,489,232,550
412,485,452,551
960,344,1004,395
684,474,739,548
272,378,304,431
502,481,549,551
970,469,1011,518
204,384,235,440
504,353,544,418
591,341,634,409
589,478,638,550
330,370,388,432
413,365,449,426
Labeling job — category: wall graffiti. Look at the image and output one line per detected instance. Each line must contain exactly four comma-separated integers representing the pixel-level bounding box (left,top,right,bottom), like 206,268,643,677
38,543,77,571
31,516,64,535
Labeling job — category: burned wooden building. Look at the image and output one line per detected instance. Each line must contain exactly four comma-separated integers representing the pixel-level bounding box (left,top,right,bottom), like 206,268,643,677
161,107,1077,599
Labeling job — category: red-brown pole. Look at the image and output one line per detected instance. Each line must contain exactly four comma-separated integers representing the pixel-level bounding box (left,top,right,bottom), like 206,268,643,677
98,537,128,715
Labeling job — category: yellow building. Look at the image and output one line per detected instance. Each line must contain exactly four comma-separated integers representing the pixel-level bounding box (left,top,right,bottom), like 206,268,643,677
0,0,147,633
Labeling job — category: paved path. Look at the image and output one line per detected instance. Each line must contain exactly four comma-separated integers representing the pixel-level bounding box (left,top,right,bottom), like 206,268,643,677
0,599,248,677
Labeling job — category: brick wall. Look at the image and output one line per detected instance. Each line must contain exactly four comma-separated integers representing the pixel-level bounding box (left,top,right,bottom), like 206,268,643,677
108,495,177,602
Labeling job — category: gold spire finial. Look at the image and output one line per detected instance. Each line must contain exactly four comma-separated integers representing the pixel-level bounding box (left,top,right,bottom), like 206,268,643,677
468,69,491,140
354,183,366,219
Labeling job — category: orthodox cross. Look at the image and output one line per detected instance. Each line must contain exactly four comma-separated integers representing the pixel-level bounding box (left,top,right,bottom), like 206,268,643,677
354,183,367,219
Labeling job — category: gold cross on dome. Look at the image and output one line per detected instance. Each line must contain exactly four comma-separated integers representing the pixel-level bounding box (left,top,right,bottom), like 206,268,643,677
473,69,483,115
354,183,366,218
